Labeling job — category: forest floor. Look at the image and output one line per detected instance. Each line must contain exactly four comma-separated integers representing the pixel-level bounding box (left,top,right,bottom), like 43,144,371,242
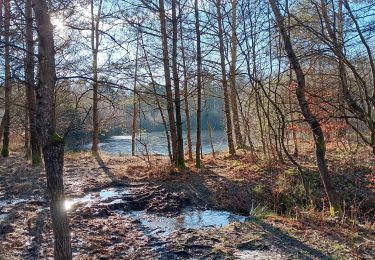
0,149,374,259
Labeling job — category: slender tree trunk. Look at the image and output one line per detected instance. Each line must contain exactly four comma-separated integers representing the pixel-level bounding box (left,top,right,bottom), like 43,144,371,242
24,112,31,158
203,84,215,158
269,0,341,215
32,0,72,258
26,0,42,165
1,0,10,157
288,77,298,157
140,33,173,161
255,94,267,156
0,0,3,148
159,0,178,165
216,0,236,156
0,116,4,144
91,0,103,154
131,29,140,156
171,0,185,169
286,0,298,157
179,12,193,162
229,0,243,148
194,0,203,167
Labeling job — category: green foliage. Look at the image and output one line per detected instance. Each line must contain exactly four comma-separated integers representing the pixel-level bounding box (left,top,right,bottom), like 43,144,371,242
249,205,272,219
274,168,320,215
52,132,64,143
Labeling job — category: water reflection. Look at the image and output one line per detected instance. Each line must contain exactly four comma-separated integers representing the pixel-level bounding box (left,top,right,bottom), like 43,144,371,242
75,130,227,156
129,209,247,236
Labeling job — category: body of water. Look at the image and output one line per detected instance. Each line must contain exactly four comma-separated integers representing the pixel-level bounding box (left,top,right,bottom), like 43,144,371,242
75,130,228,156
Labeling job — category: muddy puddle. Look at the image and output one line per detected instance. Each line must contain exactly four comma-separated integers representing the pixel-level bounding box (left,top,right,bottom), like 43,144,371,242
1,186,250,258
127,209,247,236
66,186,248,235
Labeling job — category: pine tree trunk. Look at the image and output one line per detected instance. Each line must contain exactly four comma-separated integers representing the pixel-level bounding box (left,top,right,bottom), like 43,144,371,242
1,0,11,157
195,0,203,167
179,14,193,162
0,116,5,144
91,0,103,154
216,0,236,156
159,0,178,165
229,0,243,148
171,0,185,169
131,29,140,156
32,0,72,258
26,0,41,165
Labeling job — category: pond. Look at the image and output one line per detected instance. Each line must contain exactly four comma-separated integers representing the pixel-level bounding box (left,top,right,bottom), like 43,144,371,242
74,130,228,156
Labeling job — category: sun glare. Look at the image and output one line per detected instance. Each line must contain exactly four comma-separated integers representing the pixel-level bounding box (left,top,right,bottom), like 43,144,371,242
51,16,66,31
64,200,74,211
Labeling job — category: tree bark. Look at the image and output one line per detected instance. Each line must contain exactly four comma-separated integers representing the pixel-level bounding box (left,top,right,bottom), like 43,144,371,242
194,0,203,167
179,11,193,162
131,29,140,156
26,0,42,165
171,0,185,169
269,0,342,215
229,0,243,148
159,0,178,165
216,0,236,156
91,0,103,154
32,0,72,258
1,0,10,157
0,116,5,144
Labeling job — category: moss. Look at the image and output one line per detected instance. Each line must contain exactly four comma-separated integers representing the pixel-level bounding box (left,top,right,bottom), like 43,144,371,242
176,159,185,170
32,154,42,165
52,132,64,143
330,204,343,217
1,146,9,157
195,161,201,168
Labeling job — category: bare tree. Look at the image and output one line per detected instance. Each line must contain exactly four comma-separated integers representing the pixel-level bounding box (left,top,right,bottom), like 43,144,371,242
25,0,41,165
216,0,235,156
195,0,203,167
33,0,72,257
159,0,179,166
1,0,10,157
229,0,243,148
269,0,342,215
171,0,185,168
91,0,103,154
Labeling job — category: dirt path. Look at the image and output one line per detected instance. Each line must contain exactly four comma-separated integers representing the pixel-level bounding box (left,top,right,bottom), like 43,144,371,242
0,152,374,259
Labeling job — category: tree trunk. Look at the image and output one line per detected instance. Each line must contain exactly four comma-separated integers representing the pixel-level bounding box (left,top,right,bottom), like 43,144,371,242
159,0,178,165
171,0,185,169
140,32,173,161
216,0,236,156
91,0,103,154
26,0,42,165
24,111,31,158
229,0,243,148
32,0,72,258
1,0,10,157
131,29,140,156
194,0,203,167
286,0,298,157
179,11,193,162
0,116,5,144
269,0,341,215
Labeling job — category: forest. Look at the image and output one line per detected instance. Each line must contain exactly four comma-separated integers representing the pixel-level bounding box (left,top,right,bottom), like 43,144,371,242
0,0,374,259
